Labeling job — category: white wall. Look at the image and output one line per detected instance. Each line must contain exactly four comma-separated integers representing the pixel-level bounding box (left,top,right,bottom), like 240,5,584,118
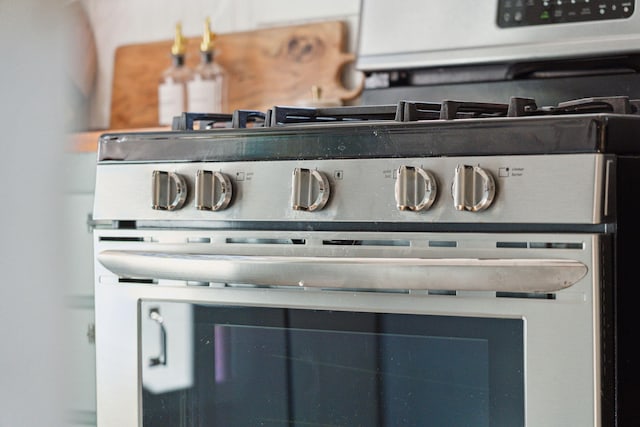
81,0,361,129
0,0,65,425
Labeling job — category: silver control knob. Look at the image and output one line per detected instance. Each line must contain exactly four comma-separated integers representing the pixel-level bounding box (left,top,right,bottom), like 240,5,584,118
195,170,233,211
452,165,496,212
152,170,187,211
395,165,438,211
292,168,330,211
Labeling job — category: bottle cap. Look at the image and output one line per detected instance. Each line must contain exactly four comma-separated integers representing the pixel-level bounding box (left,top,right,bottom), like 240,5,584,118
171,22,186,56
200,17,216,52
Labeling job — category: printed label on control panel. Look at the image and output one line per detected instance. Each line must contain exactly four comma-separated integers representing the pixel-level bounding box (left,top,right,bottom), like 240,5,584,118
499,167,525,177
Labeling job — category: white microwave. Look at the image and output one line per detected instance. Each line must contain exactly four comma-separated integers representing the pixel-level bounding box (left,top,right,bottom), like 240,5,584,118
357,0,640,71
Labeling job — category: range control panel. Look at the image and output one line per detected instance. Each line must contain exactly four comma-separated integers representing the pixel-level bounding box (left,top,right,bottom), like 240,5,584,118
93,154,609,225
498,0,634,27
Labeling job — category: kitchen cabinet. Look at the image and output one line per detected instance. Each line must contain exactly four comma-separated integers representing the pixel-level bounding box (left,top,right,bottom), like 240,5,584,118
64,150,97,426
66,306,97,426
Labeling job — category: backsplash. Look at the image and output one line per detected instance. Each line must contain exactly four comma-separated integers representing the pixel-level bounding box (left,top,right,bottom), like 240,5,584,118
80,0,360,129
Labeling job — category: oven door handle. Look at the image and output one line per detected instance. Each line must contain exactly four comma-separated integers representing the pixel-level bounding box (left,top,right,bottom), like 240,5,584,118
98,250,588,293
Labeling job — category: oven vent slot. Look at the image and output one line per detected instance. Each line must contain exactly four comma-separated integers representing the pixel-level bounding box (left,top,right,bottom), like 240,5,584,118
428,240,457,248
529,242,584,250
496,241,583,250
322,239,411,247
428,290,457,296
118,277,157,285
187,237,211,243
496,292,556,300
426,290,556,299
99,236,146,242
225,238,306,245
496,241,528,249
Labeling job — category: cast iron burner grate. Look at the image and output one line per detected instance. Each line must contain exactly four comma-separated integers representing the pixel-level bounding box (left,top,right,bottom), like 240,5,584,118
171,96,640,131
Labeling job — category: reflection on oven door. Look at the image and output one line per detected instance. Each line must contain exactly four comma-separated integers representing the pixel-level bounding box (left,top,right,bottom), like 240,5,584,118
141,302,193,394
140,303,522,426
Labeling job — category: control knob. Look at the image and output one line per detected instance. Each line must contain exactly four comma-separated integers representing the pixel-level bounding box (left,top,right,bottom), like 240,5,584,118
395,165,438,211
291,168,330,211
195,170,233,211
452,165,496,212
152,170,187,211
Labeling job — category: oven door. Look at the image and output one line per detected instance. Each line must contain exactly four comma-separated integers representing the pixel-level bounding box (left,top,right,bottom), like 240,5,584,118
94,229,604,427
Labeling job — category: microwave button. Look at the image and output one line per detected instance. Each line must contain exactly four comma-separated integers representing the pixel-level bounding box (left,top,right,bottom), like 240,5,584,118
395,165,438,211
452,165,496,212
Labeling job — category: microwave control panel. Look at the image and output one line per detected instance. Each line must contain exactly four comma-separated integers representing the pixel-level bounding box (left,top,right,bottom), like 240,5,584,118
498,0,634,27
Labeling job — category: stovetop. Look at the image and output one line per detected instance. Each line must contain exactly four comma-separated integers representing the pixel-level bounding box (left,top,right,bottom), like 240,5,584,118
174,95,640,130
98,96,640,163
93,96,637,227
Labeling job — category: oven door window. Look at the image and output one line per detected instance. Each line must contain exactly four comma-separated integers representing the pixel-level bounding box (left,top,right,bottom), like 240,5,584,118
140,302,523,426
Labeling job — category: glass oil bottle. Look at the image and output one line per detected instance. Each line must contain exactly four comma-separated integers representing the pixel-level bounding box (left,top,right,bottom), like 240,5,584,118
187,17,227,114
158,22,192,126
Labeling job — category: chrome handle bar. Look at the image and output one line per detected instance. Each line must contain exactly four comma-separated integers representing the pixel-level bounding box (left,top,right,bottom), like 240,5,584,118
98,250,588,293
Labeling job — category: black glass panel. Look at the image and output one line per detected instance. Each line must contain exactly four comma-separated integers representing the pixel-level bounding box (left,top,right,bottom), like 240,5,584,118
142,304,524,427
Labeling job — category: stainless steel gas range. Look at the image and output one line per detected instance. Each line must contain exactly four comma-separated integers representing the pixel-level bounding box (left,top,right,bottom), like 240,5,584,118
93,97,640,426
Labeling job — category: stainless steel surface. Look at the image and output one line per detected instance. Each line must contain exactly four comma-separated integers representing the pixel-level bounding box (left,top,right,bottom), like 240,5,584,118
98,250,587,293
357,0,640,70
452,165,496,212
395,166,437,211
151,171,187,211
92,103,622,425
94,154,608,224
195,170,232,211
291,168,330,212
94,228,601,426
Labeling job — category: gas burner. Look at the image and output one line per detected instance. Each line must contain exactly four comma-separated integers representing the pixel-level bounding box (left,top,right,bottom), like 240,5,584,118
172,96,640,131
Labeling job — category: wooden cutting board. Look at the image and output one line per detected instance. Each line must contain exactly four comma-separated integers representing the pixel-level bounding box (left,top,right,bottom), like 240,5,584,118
110,20,362,129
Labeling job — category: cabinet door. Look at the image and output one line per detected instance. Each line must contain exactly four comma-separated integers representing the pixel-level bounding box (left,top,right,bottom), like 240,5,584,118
64,193,95,297
66,306,96,424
